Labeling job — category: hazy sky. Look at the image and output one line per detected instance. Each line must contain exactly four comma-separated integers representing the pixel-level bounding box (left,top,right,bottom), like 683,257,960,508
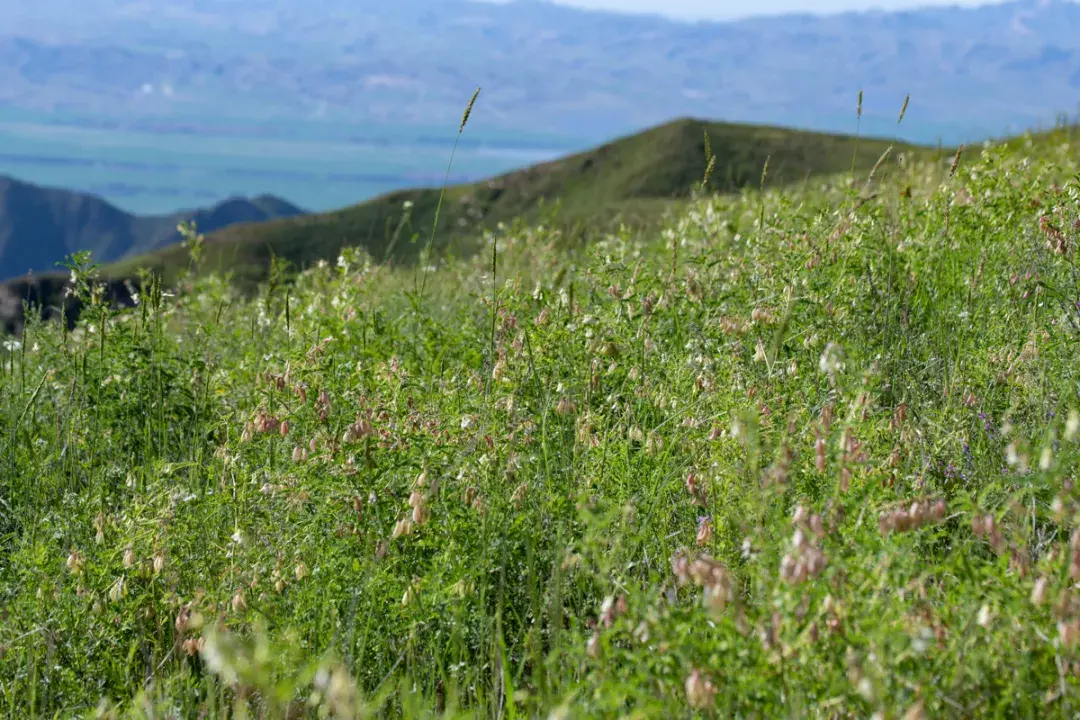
552,0,1000,21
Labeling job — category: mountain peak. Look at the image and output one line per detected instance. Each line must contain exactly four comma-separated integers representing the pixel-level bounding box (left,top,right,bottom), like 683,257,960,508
0,182,307,281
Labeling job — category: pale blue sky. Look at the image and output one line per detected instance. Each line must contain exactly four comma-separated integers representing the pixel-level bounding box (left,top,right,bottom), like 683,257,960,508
552,0,1000,21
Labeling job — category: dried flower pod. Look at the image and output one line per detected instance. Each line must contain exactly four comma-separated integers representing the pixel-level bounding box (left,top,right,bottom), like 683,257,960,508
685,669,717,709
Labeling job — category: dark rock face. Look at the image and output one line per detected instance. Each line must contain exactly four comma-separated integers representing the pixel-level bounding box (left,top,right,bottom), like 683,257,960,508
0,273,138,336
0,175,306,282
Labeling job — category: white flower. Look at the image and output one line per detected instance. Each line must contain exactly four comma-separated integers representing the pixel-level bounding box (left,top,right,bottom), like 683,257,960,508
819,342,845,376
200,633,238,684
1066,410,1079,443
108,576,126,602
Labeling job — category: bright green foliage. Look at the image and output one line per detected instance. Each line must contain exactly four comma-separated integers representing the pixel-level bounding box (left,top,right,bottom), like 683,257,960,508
3,130,1080,718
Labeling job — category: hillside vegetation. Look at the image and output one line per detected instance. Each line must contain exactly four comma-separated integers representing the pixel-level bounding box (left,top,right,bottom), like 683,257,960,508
2,124,1080,716
105,117,918,288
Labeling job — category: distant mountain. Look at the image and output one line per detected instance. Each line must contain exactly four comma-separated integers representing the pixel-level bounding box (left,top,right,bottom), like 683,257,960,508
0,176,306,280
1,0,1079,144
101,116,919,289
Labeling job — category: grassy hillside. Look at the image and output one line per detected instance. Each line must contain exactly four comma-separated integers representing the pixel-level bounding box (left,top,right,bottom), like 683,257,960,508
2,123,1080,716
0,175,305,280
105,117,921,287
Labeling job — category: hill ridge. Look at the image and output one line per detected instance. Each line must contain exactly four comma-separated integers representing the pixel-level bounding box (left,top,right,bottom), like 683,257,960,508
99,116,920,289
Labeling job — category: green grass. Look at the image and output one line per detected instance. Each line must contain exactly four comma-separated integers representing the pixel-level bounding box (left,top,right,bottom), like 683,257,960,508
3,123,1080,718
101,117,919,290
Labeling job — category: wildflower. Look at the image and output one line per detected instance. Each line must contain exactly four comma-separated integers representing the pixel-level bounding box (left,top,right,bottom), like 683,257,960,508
412,501,430,526
686,470,707,507
462,486,479,507
231,590,247,613
753,339,768,363
66,551,85,574
819,342,845,376
779,554,797,583
586,632,602,659
930,499,947,522
511,483,528,507
1032,577,1049,606
696,517,714,546
1041,446,1054,471
685,669,717,709
123,546,135,569
108,576,126,602
814,432,827,472
671,551,692,585
1067,410,1080,443
878,498,946,535
1059,619,1080,647
741,538,754,560
599,595,626,628
294,562,309,581
392,517,414,539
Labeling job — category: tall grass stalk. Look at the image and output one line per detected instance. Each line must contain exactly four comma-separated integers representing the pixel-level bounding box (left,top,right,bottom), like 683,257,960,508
417,87,481,309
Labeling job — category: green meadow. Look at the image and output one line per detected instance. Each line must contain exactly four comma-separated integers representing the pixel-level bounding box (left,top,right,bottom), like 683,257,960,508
3,108,1080,717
